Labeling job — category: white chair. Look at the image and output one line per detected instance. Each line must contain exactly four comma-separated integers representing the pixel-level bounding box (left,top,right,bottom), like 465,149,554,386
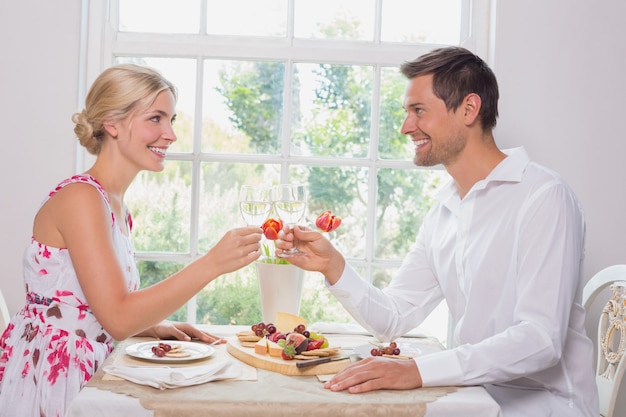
0,288,10,332
583,266,626,417
584,266,626,367
583,265,626,312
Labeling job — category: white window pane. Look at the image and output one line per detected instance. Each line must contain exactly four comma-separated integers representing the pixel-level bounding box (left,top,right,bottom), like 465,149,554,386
137,261,189,321
375,168,448,260
290,165,368,260
378,66,413,159
202,60,285,154
206,0,287,37
119,0,200,34
381,0,462,44
294,0,375,40
197,162,280,254
126,163,193,253
291,63,372,158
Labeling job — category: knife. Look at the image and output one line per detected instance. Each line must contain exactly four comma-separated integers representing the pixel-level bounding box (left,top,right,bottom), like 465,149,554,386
296,355,353,369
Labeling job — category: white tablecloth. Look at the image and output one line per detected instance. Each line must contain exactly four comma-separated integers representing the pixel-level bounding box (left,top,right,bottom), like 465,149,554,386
66,384,502,417
65,325,502,417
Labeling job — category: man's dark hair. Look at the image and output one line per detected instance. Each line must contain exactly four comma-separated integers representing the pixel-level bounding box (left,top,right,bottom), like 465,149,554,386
400,47,499,130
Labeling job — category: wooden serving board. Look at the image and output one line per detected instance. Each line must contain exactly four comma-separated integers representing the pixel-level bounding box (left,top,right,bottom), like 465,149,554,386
226,337,352,376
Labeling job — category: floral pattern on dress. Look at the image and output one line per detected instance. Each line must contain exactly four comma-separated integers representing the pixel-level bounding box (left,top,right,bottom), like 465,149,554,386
0,175,139,417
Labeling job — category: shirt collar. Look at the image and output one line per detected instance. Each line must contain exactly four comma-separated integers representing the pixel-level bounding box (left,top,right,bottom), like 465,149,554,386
437,146,530,205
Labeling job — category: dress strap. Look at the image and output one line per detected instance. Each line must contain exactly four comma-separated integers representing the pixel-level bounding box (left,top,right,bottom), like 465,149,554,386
43,174,115,226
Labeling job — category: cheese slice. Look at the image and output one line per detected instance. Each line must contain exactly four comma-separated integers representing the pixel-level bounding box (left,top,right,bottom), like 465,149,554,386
254,337,268,355
275,312,307,334
267,340,283,358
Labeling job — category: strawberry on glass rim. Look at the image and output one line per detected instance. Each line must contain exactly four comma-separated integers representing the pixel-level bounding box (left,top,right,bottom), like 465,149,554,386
262,218,283,240
315,210,342,232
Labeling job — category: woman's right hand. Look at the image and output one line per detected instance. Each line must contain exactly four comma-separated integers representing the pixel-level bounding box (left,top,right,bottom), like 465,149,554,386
205,226,262,276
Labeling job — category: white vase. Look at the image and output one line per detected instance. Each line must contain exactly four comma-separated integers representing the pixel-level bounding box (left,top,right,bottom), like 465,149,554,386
255,262,304,324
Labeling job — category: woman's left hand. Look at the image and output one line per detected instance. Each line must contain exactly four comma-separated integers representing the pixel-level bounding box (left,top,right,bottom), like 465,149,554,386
140,321,226,345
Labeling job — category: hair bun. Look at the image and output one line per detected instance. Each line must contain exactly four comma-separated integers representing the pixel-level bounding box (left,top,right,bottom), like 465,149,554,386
72,110,101,155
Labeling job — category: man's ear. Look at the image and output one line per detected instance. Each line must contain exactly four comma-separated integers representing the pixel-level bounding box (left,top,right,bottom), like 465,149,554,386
103,121,118,138
463,93,482,126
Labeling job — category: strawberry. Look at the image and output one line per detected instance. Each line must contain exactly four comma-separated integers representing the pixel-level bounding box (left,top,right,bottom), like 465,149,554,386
262,218,283,240
315,210,342,232
281,342,296,360
307,338,324,350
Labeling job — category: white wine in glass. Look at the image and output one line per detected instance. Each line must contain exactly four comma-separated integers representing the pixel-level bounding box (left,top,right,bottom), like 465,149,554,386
239,185,272,226
273,184,307,256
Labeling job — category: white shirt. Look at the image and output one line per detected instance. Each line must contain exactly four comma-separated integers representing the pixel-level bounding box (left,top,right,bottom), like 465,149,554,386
328,147,599,417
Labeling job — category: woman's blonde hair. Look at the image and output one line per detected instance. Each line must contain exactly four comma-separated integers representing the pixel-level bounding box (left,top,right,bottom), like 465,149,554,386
72,64,177,155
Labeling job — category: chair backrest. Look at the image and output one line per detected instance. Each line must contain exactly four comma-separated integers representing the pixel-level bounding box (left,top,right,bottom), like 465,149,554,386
584,266,626,366
0,288,10,333
583,265,626,312
584,266,626,417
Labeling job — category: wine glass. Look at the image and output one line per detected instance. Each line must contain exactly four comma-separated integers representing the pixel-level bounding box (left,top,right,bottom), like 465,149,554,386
272,184,307,257
239,185,272,226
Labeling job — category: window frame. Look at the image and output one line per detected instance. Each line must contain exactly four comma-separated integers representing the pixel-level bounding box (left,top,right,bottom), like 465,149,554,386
78,0,493,341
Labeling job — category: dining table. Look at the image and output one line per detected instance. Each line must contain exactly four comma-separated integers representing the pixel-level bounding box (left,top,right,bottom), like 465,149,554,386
64,324,502,417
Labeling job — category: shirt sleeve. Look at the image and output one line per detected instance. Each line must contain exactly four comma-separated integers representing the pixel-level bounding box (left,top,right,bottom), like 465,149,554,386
327,222,445,341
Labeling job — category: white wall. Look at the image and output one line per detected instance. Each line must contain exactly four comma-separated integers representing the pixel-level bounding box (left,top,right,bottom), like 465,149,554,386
1,0,625,318
0,0,81,314
493,1,626,282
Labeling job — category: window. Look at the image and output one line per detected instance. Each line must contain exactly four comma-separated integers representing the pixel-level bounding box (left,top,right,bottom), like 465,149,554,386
81,0,491,344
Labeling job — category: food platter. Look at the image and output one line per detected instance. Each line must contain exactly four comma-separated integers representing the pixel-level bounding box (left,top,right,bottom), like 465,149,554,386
125,341,215,363
226,337,352,376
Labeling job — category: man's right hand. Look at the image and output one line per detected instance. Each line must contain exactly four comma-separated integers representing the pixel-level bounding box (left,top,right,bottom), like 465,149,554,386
276,225,346,285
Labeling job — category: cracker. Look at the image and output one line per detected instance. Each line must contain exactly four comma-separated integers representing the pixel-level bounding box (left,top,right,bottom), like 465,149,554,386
303,347,340,356
165,350,192,358
300,349,331,357
294,354,319,360
239,336,262,342
164,345,191,358
236,331,262,343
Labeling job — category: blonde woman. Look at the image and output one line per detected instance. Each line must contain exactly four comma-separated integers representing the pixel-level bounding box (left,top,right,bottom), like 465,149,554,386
0,64,262,417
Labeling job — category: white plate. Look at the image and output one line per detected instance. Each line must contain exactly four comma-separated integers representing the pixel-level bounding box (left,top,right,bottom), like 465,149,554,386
125,341,215,363
353,342,438,359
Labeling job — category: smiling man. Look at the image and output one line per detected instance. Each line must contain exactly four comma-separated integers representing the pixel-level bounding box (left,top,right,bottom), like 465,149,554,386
278,47,599,417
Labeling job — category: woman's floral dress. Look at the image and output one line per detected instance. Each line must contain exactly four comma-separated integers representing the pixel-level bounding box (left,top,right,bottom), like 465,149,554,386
0,175,140,417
